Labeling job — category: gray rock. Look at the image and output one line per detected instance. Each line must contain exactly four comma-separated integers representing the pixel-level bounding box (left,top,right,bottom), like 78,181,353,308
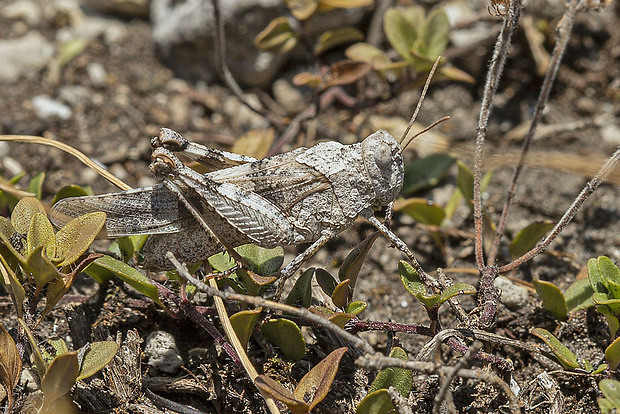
0,32,54,82
32,95,72,120
2,0,42,25
494,276,529,311
87,62,108,87
600,122,620,146
150,0,365,88
58,85,91,107
273,79,306,115
144,331,183,374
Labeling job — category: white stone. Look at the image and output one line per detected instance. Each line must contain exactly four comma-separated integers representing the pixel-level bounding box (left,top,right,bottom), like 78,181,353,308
144,331,183,373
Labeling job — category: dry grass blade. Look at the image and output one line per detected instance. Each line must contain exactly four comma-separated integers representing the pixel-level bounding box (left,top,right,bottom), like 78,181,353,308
0,135,131,191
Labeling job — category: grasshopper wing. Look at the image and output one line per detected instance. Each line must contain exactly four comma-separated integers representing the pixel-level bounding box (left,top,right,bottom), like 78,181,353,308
50,185,197,238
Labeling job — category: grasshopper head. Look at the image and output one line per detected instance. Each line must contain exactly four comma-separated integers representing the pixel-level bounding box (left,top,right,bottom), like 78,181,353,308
362,130,404,207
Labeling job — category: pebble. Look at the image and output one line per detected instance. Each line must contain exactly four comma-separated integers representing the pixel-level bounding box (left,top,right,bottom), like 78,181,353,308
493,276,529,311
3,157,24,177
87,62,108,87
31,95,72,120
58,85,91,107
144,331,184,374
0,32,54,82
600,123,620,146
0,142,10,159
2,0,42,25
273,79,305,115
20,367,39,393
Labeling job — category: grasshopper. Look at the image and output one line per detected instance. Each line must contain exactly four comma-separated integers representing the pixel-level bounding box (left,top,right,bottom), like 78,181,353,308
51,127,412,277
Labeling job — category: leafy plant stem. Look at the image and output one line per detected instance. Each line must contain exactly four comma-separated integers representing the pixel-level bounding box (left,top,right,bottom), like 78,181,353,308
487,0,585,265
167,252,377,355
472,0,523,268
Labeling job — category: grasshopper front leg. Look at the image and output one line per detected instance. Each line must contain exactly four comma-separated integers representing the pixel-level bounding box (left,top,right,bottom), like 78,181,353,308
274,231,334,301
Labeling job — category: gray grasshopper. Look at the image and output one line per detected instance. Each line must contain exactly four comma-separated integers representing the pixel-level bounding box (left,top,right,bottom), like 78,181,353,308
51,127,416,282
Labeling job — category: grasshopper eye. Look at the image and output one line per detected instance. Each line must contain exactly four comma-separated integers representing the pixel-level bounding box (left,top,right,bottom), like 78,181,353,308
374,143,392,170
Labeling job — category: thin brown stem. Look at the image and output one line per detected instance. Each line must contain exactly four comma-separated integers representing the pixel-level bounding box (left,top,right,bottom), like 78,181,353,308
500,147,620,272
487,0,584,265
472,0,523,269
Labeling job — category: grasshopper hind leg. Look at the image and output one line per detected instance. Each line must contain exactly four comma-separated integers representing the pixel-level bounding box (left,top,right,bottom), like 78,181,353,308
142,228,224,271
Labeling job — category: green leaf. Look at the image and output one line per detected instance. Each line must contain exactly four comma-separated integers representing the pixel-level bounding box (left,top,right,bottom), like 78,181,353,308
509,221,555,260
599,379,620,409
0,256,25,318
76,341,119,381
285,268,314,308
598,256,620,298
356,389,393,414
112,237,135,263
54,212,106,267
27,213,56,258
598,305,620,338
235,244,284,276
599,398,617,414
456,161,474,205
588,257,607,293
531,328,579,369
58,38,87,68
294,347,347,410
384,7,421,65
532,279,568,321
230,308,262,350
254,17,298,54
51,185,92,206
395,198,446,226
314,27,364,55
345,43,393,69
422,8,450,59
26,245,63,290
368,347,412,397
255,375,308,414
87,255,160,304
27,172,45,200
284,0,318,20
40,352,79,409
437,65,475,84
338,231,379,290
605,336,620,371
399,260,425,297
315,268,337,296
328,312,354,329
331,279,351,310
438,283,476,306
261,319,305,361
11,197,46,235
345,301,367,315
401,153,455,196
564,278,595,312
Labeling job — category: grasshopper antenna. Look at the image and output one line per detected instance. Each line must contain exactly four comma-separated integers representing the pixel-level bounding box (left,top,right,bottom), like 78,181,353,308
399,56,443,150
